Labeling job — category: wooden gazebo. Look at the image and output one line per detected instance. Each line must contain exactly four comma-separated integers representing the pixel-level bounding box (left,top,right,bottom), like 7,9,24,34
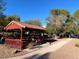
4,21,46,49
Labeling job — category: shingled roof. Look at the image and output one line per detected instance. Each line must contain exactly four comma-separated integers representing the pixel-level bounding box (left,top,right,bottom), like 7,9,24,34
4,21,46,31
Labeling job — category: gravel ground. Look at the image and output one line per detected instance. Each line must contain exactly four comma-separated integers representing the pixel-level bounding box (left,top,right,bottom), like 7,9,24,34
47,39,79,59
0,44,28,58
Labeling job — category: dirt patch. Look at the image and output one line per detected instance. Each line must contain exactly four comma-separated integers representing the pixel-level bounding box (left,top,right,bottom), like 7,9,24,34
0,44,28,58
48,39,79,59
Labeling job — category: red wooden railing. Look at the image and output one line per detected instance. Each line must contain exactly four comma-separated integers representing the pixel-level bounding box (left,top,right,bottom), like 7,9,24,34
5,39,22,49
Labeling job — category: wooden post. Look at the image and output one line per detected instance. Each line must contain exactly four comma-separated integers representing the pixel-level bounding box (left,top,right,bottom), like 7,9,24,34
20,28,22,40
20,28,23,49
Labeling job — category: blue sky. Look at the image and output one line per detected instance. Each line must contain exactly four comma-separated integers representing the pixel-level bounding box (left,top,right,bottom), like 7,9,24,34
4,0,79,26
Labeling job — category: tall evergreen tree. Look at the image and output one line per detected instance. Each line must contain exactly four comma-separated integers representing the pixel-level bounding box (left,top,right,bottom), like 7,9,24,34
0,0,6,17
0,0,6,32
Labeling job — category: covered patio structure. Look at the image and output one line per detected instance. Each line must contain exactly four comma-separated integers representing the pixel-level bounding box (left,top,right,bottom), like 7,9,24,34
4,21,46,49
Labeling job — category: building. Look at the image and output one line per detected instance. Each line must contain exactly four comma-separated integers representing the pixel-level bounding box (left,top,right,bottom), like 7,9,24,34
4,21,46,49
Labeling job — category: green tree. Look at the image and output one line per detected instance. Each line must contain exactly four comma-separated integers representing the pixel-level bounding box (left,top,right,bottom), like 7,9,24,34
73,10,79,35
74,10,79,20
0,0,6,32
60,9,70,15
5,15,20,22
0,0,6,17
63,16,76,37
50,9,69,16
50,9,60,15
25,19,41,26
47,9,69,36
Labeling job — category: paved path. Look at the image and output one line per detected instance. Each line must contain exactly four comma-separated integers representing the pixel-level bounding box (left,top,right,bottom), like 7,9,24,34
6,38,72,59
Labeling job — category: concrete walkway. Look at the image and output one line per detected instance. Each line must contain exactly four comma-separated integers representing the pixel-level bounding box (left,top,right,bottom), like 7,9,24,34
6,38,72,59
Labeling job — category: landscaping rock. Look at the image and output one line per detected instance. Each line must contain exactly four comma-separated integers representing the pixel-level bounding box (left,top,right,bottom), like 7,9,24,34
11,49,21,54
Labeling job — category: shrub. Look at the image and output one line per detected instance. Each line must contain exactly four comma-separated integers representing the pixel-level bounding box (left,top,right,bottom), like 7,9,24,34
75,44,79,47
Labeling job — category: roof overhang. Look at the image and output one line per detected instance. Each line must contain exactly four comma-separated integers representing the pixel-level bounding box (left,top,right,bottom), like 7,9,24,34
4,21,46,31
4,21,25,30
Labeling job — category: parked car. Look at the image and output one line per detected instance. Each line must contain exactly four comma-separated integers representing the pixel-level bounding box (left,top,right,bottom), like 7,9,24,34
71,35,79,39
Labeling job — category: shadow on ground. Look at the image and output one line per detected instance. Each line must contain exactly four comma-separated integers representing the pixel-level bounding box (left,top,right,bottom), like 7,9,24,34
37,52,50,59
45,39,57,44
23,39,57,59
27,39,57,49
23,52,51,59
